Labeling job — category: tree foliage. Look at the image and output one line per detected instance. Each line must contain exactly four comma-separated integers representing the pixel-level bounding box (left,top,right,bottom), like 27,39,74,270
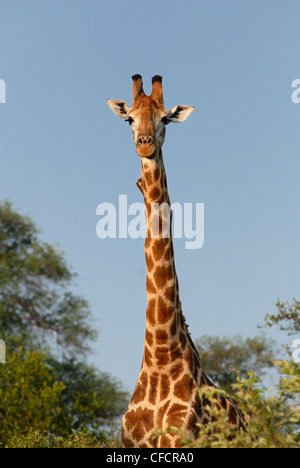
48,357,128,435
195,334,276,391
0,200,128,446
5,428,122,448
0,200,95,355
264,298,300,335
0,348,65,446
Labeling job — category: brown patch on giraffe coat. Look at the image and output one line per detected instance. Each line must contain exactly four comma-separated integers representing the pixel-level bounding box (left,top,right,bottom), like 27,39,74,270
174,374,193,402
144,170,153,187
183,346,199,381
146,298,156,326
170,317,177,337
170,341,183,361
147,276,156,294
130,371,148,405
164,246,170,261
149,373,159,405
155,346,169,366
158,434,172,448
157,296,174,324
125,407,155,441
179,330,187,348
160,374,170,401
166,403,188,428
187,412,198,434
165,286,175,302
143,160,150,170
192,362,200,383
145,330,153,347
144,235,150,249
154,167,161,182
192,350,201,381
153,265,173,290
149,186,161,201
194,392,201,414
145,252,154,272
155,329,168,345
144,346,153,367
170,362,184,381
183,346,193,367
122,435,135,448
152,239,165,261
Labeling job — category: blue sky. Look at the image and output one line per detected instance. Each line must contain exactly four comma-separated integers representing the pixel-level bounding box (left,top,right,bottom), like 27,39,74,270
1,0,299,393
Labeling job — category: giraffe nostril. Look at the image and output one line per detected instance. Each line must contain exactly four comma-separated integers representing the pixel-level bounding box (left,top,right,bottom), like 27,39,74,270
138,136,153,146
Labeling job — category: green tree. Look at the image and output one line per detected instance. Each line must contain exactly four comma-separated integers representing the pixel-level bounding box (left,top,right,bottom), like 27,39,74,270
49,358,128,436
264,298,300,335
0,348,65,447
195,334,276,391
0,200,95,355
0,200,128,445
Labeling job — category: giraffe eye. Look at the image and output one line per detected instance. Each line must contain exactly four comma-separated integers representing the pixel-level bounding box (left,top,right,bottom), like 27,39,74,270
125,117,134,125
161,116,170,125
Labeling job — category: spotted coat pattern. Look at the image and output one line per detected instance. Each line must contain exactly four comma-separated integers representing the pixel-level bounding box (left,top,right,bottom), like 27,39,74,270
122,148,244,448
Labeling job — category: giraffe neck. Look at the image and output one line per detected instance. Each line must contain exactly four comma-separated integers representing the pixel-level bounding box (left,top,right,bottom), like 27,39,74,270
140,148,189,371
122,150,245,449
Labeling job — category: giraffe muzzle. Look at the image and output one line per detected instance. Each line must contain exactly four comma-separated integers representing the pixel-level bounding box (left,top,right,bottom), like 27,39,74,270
136,136,157,158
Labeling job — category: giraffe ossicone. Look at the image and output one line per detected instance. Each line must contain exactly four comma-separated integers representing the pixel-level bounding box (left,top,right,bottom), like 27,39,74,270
107,75,244,448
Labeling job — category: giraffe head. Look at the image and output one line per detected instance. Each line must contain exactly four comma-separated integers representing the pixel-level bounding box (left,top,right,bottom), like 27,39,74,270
107,75,195,158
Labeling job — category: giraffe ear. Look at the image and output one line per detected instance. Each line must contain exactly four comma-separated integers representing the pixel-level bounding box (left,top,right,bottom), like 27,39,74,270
106,99,131,119
167,105,195,123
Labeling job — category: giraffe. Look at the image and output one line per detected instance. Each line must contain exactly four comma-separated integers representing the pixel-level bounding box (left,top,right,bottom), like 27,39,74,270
107,75,244,448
